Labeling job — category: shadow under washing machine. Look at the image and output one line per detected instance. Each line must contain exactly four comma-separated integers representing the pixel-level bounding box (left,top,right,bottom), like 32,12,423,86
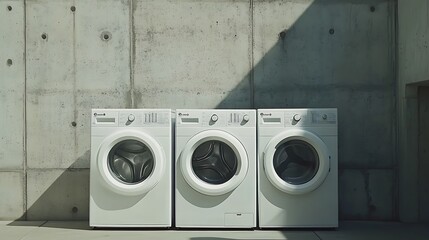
90,109,172,227
175,109,256,228
257,108,338,228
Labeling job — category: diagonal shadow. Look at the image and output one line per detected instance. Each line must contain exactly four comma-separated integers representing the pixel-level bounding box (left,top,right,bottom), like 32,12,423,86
217,0,396,221
8,167,90,229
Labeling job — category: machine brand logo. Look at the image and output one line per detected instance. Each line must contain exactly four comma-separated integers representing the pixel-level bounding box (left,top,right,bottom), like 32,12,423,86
260,113,272,116
93,113,106,116
178,113,189,117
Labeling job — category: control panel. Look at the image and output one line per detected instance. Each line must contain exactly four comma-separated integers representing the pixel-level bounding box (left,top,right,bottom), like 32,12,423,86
176,110,255,127
259,109,337,127
92,110,170,127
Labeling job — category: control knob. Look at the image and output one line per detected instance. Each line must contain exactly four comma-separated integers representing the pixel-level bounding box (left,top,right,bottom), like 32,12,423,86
242,114,250,122
128,114,135,122
293,114,301,122
211,114,218,122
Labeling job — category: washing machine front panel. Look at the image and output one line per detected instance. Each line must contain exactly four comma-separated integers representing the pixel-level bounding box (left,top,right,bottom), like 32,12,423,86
90,109,173,227
264,129,330,195
175,109,256,228
257,108,338,228
180,129,249,196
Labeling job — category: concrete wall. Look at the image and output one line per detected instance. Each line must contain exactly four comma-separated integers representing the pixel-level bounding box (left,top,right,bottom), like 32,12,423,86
0,0,396,221
0,0,25,220
398,0,429,222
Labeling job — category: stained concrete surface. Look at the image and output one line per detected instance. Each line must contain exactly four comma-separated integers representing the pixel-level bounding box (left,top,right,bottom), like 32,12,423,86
1,221,429,240
0,221,45,240
0,172,25,219
0,0,25,170
26,169,89,220
133,0,252,109
339,169,394,220
26,0,132,170
253,0,396,169
398,0,429,84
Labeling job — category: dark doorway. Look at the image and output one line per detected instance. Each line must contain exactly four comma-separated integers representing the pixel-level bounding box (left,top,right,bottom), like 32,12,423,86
418,86,429,222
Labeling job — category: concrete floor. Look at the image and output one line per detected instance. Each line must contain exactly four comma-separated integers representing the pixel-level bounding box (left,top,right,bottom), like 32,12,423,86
1,221,428,240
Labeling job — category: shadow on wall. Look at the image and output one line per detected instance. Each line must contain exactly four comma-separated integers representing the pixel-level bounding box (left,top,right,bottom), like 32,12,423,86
11,0,395,224
8,168,89,229
217,0,396,221
29,169,89,221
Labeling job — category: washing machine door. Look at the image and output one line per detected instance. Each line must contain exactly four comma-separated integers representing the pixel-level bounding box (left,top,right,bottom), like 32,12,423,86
263,129,330,195
97,130,165,196
180,130,248,196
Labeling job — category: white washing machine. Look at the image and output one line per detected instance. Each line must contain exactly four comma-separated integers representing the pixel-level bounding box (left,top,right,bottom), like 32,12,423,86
258,109,338,228
90,109,172,227
175,109,256,228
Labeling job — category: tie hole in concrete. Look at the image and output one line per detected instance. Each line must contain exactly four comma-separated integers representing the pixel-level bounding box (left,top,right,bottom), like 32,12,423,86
101,31,112,41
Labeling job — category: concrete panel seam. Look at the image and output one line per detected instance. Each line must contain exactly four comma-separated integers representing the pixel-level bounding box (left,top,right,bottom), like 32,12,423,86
72,4,77,172
24,0,28,221
129,0,135,108
250,0,254,108
392,0,399,221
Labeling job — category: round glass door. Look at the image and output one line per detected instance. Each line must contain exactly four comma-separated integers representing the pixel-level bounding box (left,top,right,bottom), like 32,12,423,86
97,130,164,196
192,140,238,184
264,129,330,195
107,140,154,184
273,140,319,185
180,130,248,196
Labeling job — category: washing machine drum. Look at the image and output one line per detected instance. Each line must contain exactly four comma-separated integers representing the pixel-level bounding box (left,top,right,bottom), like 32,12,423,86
191,140,238,185
180,130,249,196
264,129,330,195
272,140,319,185
108,140,154,184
